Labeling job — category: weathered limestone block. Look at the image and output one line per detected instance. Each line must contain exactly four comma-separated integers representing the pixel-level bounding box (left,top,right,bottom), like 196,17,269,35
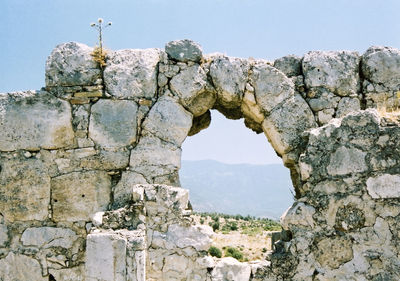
307,90,340,112
211,257,251,281
326,146,367,176
210,56,250,108
129,135,181,180
0,252,47,281
281,202,315,229
274,55,302,77
366,174,400,199
85,232,127,281
45,42,101,87
315,236,354,269
262,94,317,156
165,39,203,63
0,157,50,222
170,65,216,116
251,61,294,113
52,171,111,221
104,48,162,99
113,171,148,208
89,99,138,147
142,95,192,146
163,254,189,278
165,224,213,251
336,97,361,118
303,50,360,96
241,91,264,124
49,266,85,281
0,91,74,151
21,227,78,249
361,46,400,90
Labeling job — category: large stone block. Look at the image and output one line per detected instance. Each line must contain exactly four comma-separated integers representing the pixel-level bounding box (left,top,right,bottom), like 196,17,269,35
21,227,78,249
165,39,202,63
251,61,294,113
51,171,111,221
0,91,75,151
142,95,192,146
0,252,46,281
46,42,102,87
303,50,360,96
85,232,127,281
104,49,161,99
327,146,367,176
211,257,251,281
362,46,400,90
262,94,317,155
210,55,250,108
170,65,216,116
0,157,50,222
89,99,138,147
129,135,181,179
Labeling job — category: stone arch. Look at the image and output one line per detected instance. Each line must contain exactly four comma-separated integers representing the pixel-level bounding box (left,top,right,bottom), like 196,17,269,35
123,40,317,202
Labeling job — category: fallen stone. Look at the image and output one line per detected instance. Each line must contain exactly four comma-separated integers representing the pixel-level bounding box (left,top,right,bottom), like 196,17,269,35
52,171,111,222
89,99,138,147
104,48,161,99
0,91,74,151
45,42,101,87
165,39,203,63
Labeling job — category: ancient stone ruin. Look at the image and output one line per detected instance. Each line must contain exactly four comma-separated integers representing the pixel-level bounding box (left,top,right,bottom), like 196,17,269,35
0,39,400,280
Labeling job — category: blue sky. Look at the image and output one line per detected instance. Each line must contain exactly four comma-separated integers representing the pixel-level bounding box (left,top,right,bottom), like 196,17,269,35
2,0,400,164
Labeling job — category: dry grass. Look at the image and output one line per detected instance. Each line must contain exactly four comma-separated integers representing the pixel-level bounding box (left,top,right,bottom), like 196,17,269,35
91,46,107,68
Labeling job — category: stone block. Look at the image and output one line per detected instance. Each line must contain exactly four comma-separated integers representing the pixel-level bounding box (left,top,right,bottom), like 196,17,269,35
366,174,400,199
51,171,111,221
21,227,78,249
89,99,138,147
0,91,74,151
142,95,192,146
0,157,50,222
165,39,202,63
0,252,46,281
45,42,101,87
327,146,367,176
170,65,216,116
85,232,127,281
303,50,360,96
104,48,161,99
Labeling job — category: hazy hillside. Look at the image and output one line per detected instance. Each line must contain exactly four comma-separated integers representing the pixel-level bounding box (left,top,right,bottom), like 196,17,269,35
179,160,294,219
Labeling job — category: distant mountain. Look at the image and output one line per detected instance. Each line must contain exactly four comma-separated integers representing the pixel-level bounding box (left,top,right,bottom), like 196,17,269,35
179,160,294,220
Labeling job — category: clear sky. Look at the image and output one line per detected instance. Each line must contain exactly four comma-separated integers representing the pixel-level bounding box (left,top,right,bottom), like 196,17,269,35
2,0,400,164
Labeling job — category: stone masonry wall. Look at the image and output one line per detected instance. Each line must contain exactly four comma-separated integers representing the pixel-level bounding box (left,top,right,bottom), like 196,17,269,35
0,39,399,280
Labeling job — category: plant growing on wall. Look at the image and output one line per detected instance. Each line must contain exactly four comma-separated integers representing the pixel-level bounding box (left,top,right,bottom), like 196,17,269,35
90,18,112,68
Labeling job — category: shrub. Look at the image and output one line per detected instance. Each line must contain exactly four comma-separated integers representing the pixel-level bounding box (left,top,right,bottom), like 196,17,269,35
212,221,220,231
208,246,222,258
225,247,244,261
200,218,205,224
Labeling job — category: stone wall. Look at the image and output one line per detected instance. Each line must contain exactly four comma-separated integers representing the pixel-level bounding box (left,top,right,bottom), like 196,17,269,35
0,39,399,280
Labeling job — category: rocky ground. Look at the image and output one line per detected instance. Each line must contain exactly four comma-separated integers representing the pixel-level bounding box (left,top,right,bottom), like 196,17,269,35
192,213,281,261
